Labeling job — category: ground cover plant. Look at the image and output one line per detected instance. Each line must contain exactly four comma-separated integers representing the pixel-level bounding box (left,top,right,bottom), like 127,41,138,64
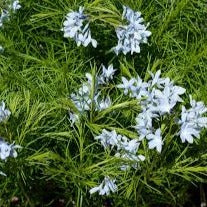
0,0,207,206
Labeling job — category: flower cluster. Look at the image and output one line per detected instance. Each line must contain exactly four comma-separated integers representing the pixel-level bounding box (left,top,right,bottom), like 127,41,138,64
0,0,21,28
118,70,187,152
95,129,145,170
178,96,207,143
114,6,151,55
0,101,11,122
69,64,116,125
118,70,207,152
62,6,97,48
90,130,144,194
90,70,207,196
61,5,151,54
89,176,117,195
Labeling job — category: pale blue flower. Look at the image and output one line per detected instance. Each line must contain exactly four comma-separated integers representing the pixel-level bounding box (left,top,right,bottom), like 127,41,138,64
96,96,111,111
71,83,91,112
118,71,186,151
134,110,155,140
122,139,140,154
122,6,143,23
131,76,149,99
117,77,137,95
62,7,97,48
99,64,116,84
178,96,207,143
114,6,151,55
146,128,163,153
95,129,120,149
70,66,114,115
95,129,145,170
179,123,200,143
89,177,117,195
10,0,21,11
148,70,171,88
0,139,21,160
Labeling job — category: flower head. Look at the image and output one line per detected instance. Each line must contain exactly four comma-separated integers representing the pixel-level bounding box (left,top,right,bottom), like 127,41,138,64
178,97,207,143
95,129,145,170
117,77,136,95
99,64,116,84
114,6,151,55
146,128,163,153
0,139,21,160
62,7,97,48
89,177,117,195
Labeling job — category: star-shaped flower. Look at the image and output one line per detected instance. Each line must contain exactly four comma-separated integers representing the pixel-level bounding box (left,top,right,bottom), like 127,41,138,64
62,7,97,48
146,128,163,153
89,177,117,195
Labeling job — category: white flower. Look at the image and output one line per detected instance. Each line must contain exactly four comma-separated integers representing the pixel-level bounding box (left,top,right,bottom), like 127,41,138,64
114,6,151,55
190,97,207,113
99,64,116,84
10,0,21,11
62,7,97,48
146,128,163,153
131,76,149,99
179,123,200,143
85,73,93,85
0,139,21,160
118,71,186,151
89,177,117,195
96,96,111,111
134,110,156,140
122,6,143,23
95,129,145,170
123,139,140,154
117,77,136,95
149,70,162,87
0,142,11,160
154,85,186,115
178,96,207,143
0,101,11,122
148,70,171,89
70,69,113,115
71,83,92,112
95,129,119,149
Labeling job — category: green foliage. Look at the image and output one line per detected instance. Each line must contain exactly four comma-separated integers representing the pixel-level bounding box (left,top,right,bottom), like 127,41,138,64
0,0,207,206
